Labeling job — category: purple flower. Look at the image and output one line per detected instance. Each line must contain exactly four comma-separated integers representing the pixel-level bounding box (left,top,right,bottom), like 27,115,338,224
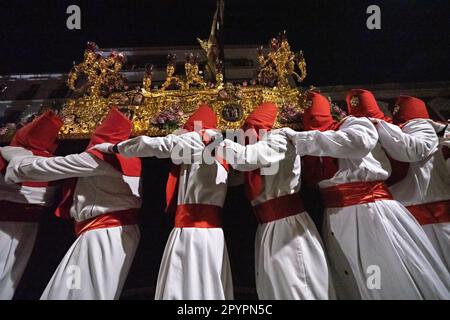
279,104,302,124
0,123,17,138
151,103,184,129
330,102,347,121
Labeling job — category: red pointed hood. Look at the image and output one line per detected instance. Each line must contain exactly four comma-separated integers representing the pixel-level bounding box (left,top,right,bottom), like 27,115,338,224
346,89,391,122
10,110,63,156
87,107,133,149
392,95,430,125
244,102,278,132
303,92,338,131
241,102,277,202
86,107,141,177
183,104,218,132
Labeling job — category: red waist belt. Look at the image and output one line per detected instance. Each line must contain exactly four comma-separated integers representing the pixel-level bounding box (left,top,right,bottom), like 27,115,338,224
407,200,450,225
253,193,305,224
175,204,222,228
74,209,139,237
0,200,47,222
322,181,393,208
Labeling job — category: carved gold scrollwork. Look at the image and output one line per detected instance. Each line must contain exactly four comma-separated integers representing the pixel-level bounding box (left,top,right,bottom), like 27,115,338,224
61,34,309,138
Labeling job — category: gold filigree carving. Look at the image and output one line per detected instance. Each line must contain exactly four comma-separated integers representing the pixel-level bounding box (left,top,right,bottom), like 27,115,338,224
60,34,309,138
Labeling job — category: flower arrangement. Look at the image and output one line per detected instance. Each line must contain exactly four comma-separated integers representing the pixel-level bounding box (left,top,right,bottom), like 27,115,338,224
279,103,303,124
0,112,38,140
0,123,17,140
329,98,347,121
150,102,184,131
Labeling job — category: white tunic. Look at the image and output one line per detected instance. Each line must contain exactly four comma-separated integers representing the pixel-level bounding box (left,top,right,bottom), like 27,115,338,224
0,220,39,300
377,119,450,270
222,132,336,300
290,116,450,299
1,147,142,300
117,133,234,300
0,147,59,300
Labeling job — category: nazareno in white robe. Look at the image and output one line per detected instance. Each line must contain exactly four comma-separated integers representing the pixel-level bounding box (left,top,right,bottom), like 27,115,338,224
377,119,450,271
2,148,142,300
221,131,336,300
289,116,450,300
116,132,233,300
0,147,59,299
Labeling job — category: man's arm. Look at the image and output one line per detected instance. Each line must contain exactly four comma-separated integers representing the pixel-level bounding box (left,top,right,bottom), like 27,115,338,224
109,132,204,160
116,134,181,158
2,148,113,184
286,117,378,159
376,119,438,162
221,132,287,172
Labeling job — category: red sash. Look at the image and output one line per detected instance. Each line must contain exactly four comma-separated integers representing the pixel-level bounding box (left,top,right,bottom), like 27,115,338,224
174,204,222,228
406,200,450,225
253,193,305,224
165,165,180,213
0,200,47,222
54,178,77,219
245,169,264,201
0,156,7,175
74,209,139,237
322,181,393,208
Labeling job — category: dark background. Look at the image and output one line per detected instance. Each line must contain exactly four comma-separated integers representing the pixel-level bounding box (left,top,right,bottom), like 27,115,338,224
1,0,450,85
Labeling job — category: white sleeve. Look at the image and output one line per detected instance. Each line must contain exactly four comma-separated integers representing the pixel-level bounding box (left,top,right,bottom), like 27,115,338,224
5,152,113,184
117,134,181,158
117,132,204,160
222,132,287,171
0,146,33,161
377,119,439,162
290,117,378,159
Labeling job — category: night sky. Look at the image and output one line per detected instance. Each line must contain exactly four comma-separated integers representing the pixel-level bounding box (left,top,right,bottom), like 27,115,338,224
1,0,450,85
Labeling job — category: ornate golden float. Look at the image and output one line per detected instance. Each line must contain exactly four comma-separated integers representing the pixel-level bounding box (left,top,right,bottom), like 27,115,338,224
60,31,310,139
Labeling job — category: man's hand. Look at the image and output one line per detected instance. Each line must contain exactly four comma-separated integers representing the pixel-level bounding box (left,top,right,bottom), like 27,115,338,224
275,127,297,139
203,129,223,144
368,117,380,126
0,146,33,162
89,142,115,154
